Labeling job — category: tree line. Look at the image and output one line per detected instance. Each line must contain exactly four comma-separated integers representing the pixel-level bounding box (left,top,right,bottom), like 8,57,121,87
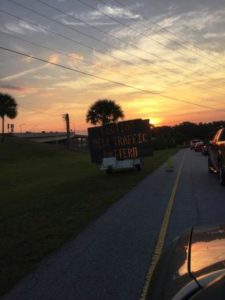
152,121,225,149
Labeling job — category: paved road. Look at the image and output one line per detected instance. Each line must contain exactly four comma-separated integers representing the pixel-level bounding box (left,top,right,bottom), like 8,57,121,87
2,149,225,300
165,149,225,248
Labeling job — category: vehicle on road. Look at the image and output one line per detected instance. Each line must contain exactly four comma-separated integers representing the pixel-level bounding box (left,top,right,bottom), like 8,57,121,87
201,142,209,155
190,139,201,149
147,224,225,300
194,141,204,152
208,127,225,185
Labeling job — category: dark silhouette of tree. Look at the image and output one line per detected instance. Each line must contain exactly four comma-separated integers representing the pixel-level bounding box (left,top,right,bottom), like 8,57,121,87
152,120,225,149
86,99,124,125
0,93,18,142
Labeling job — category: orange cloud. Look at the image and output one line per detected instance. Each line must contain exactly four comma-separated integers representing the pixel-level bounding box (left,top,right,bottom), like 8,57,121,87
68,52,84,66
48,54,60,64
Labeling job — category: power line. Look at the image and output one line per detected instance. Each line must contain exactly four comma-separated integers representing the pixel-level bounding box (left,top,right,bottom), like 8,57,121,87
33,0,182,83
10,0,210,82
1,45,225,114
141,0,225,68
6,0,165,77
0,30,147,83
7,0,112,49
113,0,225,70
0,30,86,66
0,9,159,78
5,0,222,89
171,75,225,89
1,9,224,100
75,0,196,72
35,0,157,67
91,0,223,74
2,30,224,99
36,0,209,87
123,1,225,90
73,0,225,89
0,45,166,96
0,31,165,98
101,0,224,73
36,0,206,86
0,7,198,90
0,9,179,94
74,0,224,85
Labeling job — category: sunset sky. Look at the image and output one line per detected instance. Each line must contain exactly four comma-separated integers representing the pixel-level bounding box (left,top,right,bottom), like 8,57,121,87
0,0,225,133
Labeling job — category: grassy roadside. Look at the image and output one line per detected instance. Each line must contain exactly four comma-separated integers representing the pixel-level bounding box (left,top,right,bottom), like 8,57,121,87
0,137,177,296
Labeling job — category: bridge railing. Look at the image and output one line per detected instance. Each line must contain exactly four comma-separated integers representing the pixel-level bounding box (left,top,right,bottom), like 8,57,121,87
13,132,89,150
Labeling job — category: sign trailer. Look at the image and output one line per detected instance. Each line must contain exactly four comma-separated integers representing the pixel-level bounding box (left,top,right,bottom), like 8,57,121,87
88,119,153,173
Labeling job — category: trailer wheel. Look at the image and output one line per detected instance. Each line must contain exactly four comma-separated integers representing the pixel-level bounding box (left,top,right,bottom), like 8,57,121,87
106,168,113,175
135,164,142,171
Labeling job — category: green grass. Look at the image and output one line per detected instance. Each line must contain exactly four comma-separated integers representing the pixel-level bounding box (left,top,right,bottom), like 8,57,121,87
0,137,177,296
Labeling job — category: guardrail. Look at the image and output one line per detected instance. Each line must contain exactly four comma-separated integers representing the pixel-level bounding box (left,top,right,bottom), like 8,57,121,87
13,132,88,147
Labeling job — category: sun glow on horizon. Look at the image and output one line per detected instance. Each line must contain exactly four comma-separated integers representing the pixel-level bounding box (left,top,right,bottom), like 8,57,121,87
149,117,163,126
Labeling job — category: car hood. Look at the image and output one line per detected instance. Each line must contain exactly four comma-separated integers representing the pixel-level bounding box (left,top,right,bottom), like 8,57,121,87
147,228,193,299
147,224,225,300
190,224,225,286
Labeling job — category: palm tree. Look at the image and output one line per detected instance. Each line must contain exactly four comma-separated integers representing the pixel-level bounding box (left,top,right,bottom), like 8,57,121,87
86,99,124,126
0,93,18,142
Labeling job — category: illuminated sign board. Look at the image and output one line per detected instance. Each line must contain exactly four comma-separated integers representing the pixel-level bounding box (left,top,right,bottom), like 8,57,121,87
88,119,152,163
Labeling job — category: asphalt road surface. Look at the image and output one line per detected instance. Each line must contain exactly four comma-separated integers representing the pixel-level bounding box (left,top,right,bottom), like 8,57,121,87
2,149,225,300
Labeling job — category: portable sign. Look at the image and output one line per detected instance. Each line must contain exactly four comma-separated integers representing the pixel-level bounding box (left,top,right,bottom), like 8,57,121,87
88,119,152,164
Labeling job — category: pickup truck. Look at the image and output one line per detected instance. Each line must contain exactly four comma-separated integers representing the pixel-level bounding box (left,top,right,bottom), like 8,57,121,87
208,127,225,185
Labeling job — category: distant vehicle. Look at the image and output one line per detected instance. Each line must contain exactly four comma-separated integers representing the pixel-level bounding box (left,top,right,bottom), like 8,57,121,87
147,224,225,300
194,141,204,152
208,127,225,185
190,139,201,149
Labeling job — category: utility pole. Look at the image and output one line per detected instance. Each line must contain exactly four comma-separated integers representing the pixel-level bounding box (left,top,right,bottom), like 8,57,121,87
63,113,70,148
